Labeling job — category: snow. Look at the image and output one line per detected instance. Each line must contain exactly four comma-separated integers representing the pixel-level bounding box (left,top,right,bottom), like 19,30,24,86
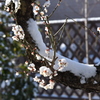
80,77,86,84
27,18,96,79
27,19,47,57
60,43,66,52
43,0,51,8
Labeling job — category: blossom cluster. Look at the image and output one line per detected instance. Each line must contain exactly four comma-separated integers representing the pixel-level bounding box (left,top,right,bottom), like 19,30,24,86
12,25,25,41
27,63,55,90
33,76,55,90
31,0,51,21
58,59,68,71
5,0,21,13
27,58,68,90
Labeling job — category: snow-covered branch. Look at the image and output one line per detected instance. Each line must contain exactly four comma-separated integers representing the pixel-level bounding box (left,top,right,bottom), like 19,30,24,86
4,0,100,92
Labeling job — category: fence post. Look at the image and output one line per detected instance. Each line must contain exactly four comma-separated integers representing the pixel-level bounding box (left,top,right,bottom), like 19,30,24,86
84,0,92,100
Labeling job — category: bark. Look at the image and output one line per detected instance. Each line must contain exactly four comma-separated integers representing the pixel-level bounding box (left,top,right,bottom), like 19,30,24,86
5,0,100,92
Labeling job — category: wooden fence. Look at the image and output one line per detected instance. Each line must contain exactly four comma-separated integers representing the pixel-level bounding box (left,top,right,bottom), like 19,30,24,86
37,19,100,100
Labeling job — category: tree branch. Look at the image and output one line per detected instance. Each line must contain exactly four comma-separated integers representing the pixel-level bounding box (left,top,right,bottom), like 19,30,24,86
5,0,100,92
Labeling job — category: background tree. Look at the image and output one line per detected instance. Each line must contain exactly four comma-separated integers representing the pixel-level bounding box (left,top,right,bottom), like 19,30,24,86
0,2,36,100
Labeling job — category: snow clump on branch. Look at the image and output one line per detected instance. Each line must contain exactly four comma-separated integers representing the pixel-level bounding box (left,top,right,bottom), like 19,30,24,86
27,18,96,79
43,0,51,8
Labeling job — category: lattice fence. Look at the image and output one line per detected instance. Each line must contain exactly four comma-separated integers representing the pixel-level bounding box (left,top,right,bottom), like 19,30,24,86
36,20,100,100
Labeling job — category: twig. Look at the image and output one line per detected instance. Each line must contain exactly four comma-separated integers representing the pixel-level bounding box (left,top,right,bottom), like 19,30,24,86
65,15,98,36
54,18,68,37
48,0,62,18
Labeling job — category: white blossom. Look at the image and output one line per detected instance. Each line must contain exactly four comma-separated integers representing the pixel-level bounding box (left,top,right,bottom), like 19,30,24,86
44,80,55,90
33,5,40,15
43,0,51,8
97,27,100,33
33,76,40,82
54,70,58,76
44,84,50,90
18,33,25,40
49,75,53,79
44,7,48,13
40,15,47,20
45,48,50,54
39,80,45,88
39,66,52,77
28,63,36,71
49,79,55,86
12,36,19,41
6,7,10,12
58,59,68,67
40,11,44,16
25,61,28,65
57,59,68,71
45,27,49,32
36,54,41,60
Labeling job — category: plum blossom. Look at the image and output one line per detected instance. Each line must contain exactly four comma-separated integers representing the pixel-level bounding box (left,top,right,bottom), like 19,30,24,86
97,27,100,33
45,27,49,33
44,80,55,90
58,59,68,67
33,5,40,15
39,66,52,77
36,54,41,60
25,61,28,65
57,59,68,71
6,7,10,12
12,25,25,41
44,7,48,13
33,76,40,82
12,36,19,41
40,11,44,16
28,63,36,71
40,15,47,20
54,70,58,76
45,48,50,54
39,79,45,88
